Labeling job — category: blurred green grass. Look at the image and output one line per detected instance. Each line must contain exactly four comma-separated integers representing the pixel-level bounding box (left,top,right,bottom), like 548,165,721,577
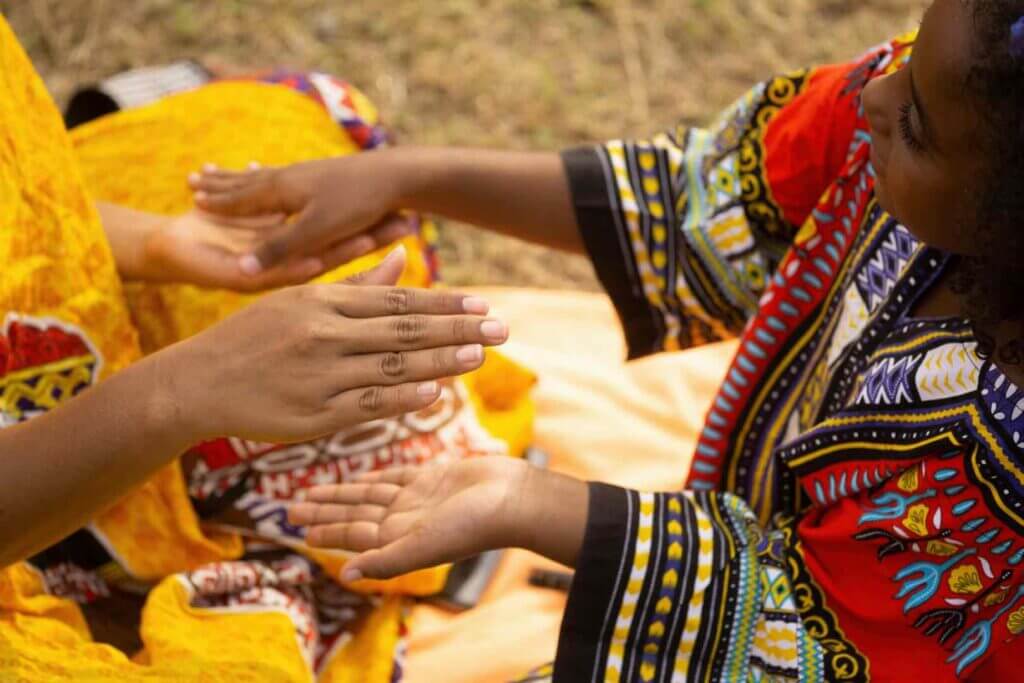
7,0,926,289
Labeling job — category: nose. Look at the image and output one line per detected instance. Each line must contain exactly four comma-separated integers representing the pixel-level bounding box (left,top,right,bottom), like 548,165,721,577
862,73,893,140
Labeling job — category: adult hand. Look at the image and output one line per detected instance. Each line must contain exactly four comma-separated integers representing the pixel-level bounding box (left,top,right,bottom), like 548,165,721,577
161,247,506,444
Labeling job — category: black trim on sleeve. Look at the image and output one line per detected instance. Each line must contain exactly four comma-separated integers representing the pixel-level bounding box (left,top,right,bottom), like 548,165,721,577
553,482,635,682
561,147,662,359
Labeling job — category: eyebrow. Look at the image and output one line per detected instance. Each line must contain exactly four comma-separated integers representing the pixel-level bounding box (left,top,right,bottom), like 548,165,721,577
909,62,941,153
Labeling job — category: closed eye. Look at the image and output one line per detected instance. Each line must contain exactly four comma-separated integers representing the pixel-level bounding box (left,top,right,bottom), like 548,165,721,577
899,102,925,153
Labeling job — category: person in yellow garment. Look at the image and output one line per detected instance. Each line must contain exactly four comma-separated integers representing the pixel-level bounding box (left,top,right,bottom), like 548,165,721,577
0,16,538,683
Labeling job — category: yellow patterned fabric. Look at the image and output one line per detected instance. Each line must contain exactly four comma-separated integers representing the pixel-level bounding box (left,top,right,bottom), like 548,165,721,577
0,15,286,681
69,78,534,598
0,14,534,682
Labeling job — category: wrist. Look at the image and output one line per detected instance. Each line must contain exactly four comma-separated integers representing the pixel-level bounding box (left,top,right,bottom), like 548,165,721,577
138,342,208,448
385,146,456,212
119,210,166,282
135,214,178,283
509,464,589,567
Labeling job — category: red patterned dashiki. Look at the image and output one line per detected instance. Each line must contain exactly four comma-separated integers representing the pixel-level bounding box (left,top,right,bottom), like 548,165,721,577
548,33,1024,682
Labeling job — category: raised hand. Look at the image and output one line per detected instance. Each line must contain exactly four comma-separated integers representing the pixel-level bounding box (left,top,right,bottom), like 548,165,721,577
162,247,508,443
189,158,413,276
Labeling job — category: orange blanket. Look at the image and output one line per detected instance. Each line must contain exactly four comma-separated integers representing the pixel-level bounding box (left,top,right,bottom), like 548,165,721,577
405,287,736,682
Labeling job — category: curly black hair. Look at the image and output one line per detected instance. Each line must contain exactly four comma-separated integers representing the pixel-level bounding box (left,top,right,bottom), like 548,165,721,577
952,0,1024,363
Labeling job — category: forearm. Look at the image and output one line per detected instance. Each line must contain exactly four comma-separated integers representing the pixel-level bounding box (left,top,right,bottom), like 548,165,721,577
0,351,189,567
388,147,584,253
96,201,165,280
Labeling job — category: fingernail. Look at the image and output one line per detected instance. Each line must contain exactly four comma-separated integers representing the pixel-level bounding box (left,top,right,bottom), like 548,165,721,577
240,254,263,275
202,162,218,172
417,381,439,397
480,320,508,341
341,568,363,583
248,160,261,170
188,172,200,184
455,344,483,364
462,296,489,315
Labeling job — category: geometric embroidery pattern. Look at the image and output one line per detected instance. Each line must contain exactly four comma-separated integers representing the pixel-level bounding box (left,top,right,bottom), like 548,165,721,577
0,314,101,426
916,342,980,402
855,354,924,406
855,224,919,312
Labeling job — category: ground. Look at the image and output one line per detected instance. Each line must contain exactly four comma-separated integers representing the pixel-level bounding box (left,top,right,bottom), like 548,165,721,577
7,0,925,289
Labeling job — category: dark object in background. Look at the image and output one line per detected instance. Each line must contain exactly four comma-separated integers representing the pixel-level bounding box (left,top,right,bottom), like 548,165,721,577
64,60,211,129
528,568,573,593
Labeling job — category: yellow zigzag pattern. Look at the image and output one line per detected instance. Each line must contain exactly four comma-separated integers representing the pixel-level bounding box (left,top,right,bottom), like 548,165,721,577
0,354,95,419
917,344,978,399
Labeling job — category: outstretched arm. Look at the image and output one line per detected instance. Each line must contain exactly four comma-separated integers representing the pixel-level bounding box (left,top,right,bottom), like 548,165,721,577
189,148,582,274
288,455,589,581
0,251,508,567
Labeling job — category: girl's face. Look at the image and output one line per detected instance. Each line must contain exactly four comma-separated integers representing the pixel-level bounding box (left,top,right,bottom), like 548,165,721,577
863,0,986,253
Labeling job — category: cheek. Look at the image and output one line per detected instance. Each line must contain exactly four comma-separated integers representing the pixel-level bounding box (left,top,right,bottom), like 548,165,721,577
882,152,967,252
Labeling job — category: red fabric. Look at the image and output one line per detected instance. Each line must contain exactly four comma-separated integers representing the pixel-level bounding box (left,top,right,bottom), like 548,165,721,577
968,636,1024,681
762,62,865,228
1,320,91,374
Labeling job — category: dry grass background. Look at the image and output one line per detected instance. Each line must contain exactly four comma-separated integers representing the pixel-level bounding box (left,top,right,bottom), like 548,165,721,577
6,0,925,289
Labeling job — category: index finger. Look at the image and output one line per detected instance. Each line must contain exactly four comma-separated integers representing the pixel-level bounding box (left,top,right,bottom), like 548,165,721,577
323,285,490,318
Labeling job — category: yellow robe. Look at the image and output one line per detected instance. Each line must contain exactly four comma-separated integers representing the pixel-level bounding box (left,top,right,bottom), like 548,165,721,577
0,16,533,682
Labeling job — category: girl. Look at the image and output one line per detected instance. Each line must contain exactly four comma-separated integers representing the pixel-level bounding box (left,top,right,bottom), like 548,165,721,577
196,0,1024,679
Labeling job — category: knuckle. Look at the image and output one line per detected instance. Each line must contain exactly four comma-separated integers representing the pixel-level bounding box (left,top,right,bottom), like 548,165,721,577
437,291,456,311
294,335,317,356
452,317,469,343
391,385,415,410
299,284,326,302
308,319,335,341
345,269,368,285
431,348,449,372
293,320,327,353
357,386,387,413
394,315,427,344
378,352,407,379
384,288,411,314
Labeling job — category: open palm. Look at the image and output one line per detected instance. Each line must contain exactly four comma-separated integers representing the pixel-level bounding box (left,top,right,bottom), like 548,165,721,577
289,457,529,581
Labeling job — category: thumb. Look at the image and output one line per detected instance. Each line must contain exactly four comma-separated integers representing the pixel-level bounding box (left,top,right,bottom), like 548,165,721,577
342,244,407,286
244,207,319,274
341,533,439,582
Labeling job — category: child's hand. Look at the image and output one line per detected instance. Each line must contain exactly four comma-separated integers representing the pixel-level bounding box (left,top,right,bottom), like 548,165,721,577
288,455,589,581
142,208,324,291
189,156,412,276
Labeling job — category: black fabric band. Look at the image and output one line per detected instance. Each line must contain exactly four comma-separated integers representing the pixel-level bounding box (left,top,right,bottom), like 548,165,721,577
561,146,661,359
553,482,633,681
